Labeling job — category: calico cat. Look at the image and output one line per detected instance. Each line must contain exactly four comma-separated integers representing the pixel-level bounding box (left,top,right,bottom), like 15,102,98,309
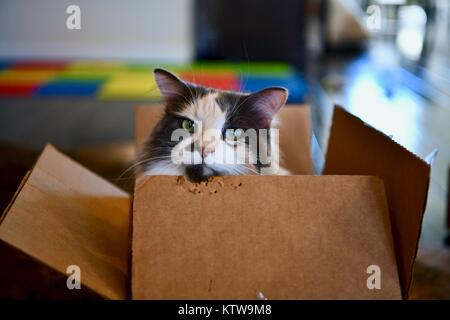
136,68,289,182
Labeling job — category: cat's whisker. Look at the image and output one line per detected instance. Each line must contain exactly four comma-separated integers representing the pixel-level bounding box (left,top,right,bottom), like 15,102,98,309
212,163,259,176
118,156,173,180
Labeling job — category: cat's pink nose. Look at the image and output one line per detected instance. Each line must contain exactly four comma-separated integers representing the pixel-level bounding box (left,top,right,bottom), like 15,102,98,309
201,144,215,157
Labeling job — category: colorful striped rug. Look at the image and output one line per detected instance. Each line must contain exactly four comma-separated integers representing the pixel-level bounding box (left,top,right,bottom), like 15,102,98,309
0,60,307,103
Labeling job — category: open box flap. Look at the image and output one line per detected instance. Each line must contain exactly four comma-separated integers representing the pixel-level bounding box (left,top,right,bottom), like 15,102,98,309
132,175,401,299
0,170,31,225
0,144,131,299
135,104,314,175
323,105,431,298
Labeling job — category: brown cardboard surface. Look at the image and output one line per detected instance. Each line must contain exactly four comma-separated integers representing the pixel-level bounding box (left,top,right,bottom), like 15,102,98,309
135,105,164,151
277,107,313,174
0,145,131,299
324,105,431,298
135,105,314,175
132,175,401,299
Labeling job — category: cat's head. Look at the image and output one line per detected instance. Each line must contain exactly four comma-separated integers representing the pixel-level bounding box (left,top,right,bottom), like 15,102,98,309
137,68,288,182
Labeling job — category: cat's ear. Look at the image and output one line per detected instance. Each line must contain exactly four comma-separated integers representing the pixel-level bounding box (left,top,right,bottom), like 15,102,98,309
153,68,187,101
248,87,288,119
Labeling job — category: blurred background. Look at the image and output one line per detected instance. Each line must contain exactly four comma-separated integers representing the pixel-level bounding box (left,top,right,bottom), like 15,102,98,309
0,0,449,299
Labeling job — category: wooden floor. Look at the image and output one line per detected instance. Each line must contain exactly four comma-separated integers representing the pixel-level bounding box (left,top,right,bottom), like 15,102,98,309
308,41,449,250
306,40,450,299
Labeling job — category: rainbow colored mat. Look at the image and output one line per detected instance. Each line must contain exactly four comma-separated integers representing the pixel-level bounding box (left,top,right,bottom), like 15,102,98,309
0,60,307,103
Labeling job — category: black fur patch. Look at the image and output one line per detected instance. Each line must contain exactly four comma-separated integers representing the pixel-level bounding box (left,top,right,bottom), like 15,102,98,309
185,164,217,183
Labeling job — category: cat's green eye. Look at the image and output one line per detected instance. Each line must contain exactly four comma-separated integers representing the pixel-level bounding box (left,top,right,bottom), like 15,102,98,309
225,129,234,140
234,128,244,139
225,128,244,140
182,119,195,133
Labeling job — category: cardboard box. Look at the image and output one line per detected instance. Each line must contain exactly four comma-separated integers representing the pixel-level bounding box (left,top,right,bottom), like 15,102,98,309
0,104,430,299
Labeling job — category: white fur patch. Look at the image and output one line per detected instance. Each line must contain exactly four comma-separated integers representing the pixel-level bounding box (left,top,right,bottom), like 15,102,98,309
142,160,185,176
175,93,226,132
172,92,231,169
